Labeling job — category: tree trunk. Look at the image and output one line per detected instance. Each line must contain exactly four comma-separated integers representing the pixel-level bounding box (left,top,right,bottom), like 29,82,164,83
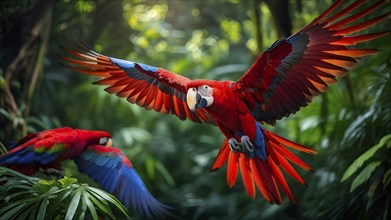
264,0,292,38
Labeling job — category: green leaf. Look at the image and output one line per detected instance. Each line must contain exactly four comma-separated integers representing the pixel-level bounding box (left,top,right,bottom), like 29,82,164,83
0,108,10,119
16,204,35,220
86,187,117,205
86,187,129,218
37,198,49,220
88,192,115,219
341,134,391,182
0,198,36,216
58,176,78,188
350,161,381,192
83,192,98,220
29,202,39,220
0,200,32,220
383,169,391,186
65,189,82,220
6,191,32,200
0,166,38,183
58,186,74,202
38,179,56,185
79,189,88,220
33,180,57,193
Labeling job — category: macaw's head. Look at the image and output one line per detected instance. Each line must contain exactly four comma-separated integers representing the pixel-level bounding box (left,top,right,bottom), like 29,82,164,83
76,129,113,147
186,80,220,111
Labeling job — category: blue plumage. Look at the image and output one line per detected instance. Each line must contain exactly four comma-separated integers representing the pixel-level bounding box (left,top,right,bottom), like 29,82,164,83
109,57,135,69
287,33,301,43
0,147,59,165
1,128,169,218
137,63,158,73
254,122,267,161
109,57,158,73
74,146,169,219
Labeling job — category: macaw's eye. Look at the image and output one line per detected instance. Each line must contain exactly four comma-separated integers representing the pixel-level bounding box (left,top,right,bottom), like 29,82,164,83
99,137,112,147
198,85,213,97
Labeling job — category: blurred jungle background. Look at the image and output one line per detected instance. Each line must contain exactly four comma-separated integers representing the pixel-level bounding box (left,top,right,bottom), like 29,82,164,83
1,0,391,219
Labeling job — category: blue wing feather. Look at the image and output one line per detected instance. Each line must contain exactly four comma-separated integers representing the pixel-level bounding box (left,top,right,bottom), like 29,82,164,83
0,147,60,165
109,57,158,73
74,145,170,218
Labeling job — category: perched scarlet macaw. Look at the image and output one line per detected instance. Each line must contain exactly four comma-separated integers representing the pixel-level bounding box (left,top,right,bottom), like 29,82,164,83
61,0,390,204
0,127,168,218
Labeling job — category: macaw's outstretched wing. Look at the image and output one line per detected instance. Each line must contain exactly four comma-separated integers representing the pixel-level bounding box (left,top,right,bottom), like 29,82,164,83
74,145,170,219
0,127,111,176
234,0,390,125
60,40,215,125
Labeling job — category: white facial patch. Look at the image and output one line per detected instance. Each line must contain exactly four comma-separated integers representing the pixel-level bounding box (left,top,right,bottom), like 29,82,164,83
198,85,213,97
99,137,112,147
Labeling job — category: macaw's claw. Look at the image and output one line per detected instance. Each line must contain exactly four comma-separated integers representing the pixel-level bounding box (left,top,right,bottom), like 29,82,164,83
228,138,241,153
241,135,253,153
228,136,254,155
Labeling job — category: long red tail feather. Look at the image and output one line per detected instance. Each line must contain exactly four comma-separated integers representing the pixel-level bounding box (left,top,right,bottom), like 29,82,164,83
211,130,316,203
227,151,239,188
239,155,256,198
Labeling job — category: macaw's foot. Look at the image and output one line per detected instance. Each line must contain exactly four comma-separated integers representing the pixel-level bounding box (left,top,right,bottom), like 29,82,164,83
228,138,241,153
228,136,254,154
241,136,253,152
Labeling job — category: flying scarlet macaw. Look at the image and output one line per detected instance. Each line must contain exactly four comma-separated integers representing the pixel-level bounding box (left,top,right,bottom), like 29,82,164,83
0,127,168,218
61,0,390,204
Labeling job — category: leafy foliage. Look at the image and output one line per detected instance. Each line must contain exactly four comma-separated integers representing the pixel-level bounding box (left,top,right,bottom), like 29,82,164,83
0,167,129,220
342,134,391,186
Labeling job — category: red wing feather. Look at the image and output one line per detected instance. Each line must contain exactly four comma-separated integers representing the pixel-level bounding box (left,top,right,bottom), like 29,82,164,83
61,40,215,125
235,0,390,125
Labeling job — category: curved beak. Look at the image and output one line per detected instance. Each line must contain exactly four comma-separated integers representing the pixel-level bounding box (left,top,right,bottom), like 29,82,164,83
187,89,198,111
199,96,214,108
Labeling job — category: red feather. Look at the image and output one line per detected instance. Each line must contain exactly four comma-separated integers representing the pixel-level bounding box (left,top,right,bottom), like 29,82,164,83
211,129,316,203
60,42,215,125
211,139,230,171
333,32,389,46
335,13,391,35
255,159,282,204
328,0,385,30
323,0,366,24
270,147,305,185
250,159,273,203
0,128,169,218
227,152,239,188
239,154,256,198
233,0,389,125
